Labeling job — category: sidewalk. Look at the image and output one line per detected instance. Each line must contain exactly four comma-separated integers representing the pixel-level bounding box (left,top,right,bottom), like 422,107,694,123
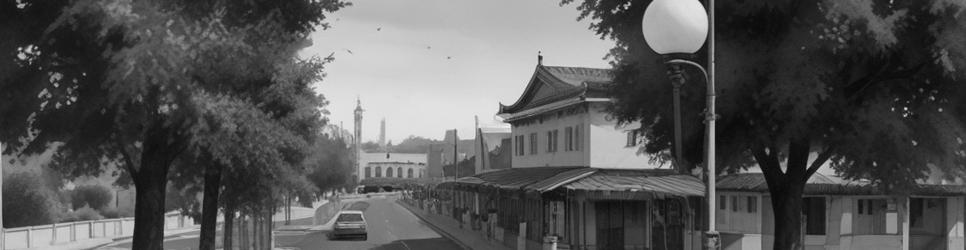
397,200,511,250
92,200,331,250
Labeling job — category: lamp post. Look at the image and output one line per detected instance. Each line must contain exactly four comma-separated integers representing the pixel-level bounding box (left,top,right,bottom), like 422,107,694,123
641,0,717,249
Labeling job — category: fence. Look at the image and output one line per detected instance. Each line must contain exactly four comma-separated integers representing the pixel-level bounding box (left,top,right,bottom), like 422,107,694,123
3,211,194,249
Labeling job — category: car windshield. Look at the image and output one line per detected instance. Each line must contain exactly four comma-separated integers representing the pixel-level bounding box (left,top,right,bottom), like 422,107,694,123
337,213,363,222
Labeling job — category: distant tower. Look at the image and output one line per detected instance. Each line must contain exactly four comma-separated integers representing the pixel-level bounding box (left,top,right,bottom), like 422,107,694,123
354,97,364,180
379,118,386,150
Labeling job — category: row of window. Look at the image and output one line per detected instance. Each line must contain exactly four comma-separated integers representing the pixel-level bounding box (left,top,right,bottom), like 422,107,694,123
717,195,943,236
514,125,583,156
363,166,419,178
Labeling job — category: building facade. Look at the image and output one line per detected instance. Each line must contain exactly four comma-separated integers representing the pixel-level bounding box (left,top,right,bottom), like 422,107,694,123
358,152,427,181
497,64,655,169
431,60,702,250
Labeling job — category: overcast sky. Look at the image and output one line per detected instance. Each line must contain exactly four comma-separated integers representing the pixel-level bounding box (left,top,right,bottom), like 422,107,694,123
300,0,615,143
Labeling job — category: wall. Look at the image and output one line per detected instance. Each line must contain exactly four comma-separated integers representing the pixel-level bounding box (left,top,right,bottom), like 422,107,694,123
357,152,426,180
586,103,659,169
509,105,590,168
364,162,425,179
3,211,192,249
947,197,965,250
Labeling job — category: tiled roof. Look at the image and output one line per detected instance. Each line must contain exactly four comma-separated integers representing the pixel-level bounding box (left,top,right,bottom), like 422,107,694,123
541,66,612,87
360,177,438,186
716,173,966,196
498,65,613,115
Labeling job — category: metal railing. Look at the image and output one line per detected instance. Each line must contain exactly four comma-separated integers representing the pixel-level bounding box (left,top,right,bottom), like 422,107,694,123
3,211,193,249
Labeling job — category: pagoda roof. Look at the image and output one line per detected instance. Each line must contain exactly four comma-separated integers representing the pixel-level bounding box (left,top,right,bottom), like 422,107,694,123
498,65,612,119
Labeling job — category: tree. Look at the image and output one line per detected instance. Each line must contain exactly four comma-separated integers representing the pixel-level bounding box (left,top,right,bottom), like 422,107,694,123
393,135,442,153
361,141,381,152
1,0,345,249
70,184,113,210
305,134,355,194
2,172,63,227
562,0,966,249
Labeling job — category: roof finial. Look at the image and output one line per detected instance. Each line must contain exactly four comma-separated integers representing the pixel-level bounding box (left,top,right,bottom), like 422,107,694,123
538,51,543,66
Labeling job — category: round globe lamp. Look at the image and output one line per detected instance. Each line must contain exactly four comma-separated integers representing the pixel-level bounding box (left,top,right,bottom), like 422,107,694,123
641,0,709,55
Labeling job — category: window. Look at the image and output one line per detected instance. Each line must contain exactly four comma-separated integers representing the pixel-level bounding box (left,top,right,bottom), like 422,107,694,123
574,125,582,151
530,133,538,155
397,167,403,178
747,196,758,213
719,195,726,210
336,213,364,222
626,130,640,147
553,129,559,151
386,167,393,177
375,166,382,177
564,127,574,151
546,130,559,152
803,197,826,235
516,135,525,156
365,167,371,178
407,168,413,178
731,196,740,212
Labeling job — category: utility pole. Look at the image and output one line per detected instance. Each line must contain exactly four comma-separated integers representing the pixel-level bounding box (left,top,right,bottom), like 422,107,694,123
1,143,4,250
453,129,458,178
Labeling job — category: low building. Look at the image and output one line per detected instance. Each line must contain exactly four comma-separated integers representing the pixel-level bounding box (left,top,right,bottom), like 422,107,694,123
358,152,426,180
439,167,705,250
715,173,966,250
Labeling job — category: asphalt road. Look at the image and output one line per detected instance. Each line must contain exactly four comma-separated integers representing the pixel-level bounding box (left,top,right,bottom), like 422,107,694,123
276,196,462,250
102,196,461,250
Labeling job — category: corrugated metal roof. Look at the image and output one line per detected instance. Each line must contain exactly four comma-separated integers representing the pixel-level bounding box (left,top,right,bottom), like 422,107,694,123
563,174,705,197
438,167,703,197
527,168,599,192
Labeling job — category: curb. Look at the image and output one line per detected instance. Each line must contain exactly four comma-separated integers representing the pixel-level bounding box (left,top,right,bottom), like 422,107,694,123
396,200,472,250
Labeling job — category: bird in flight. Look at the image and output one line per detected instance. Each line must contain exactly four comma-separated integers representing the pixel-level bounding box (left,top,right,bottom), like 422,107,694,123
376,27,382,31
344,49,354,55
446,56,452,60
426,46,431,50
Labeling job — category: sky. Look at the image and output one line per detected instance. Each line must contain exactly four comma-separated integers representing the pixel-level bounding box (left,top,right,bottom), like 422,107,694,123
299,0,616,143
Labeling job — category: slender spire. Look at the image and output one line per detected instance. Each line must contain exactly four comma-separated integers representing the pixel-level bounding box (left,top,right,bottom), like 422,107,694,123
537,51,543,65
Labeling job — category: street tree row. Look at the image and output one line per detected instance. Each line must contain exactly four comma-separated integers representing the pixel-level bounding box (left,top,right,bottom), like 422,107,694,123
1,0,350,249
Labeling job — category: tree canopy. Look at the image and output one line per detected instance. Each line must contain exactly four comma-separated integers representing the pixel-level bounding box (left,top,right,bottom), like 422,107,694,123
1,0,346,248
562,0,966,249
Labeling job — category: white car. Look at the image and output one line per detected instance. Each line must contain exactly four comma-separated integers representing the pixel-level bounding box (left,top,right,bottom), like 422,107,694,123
331,210,368,240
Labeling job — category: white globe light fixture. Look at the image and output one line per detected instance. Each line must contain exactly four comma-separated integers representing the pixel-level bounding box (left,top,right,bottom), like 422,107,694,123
641,0,709,54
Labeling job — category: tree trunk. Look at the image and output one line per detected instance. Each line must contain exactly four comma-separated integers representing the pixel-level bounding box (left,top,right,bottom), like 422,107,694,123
240,215,248,250
265,209,273,249
199,162,223,250
770,184,805,250
253,214,260,250
223,205,233,250
131,134,179,250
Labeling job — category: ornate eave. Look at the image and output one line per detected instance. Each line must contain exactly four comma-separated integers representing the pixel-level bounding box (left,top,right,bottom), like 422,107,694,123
498,65,612,118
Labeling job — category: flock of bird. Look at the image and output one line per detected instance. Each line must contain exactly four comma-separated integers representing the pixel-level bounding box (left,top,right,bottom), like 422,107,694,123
341,26,453,60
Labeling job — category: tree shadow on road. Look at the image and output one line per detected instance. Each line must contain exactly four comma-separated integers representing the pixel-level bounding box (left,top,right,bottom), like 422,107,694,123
369,237,462,250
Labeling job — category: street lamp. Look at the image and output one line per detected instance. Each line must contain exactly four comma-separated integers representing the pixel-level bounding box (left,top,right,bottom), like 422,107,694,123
641,0,718,249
